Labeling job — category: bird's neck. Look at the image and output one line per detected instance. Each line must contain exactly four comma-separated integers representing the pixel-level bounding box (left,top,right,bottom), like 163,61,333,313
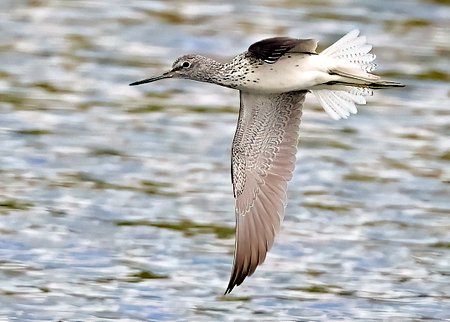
199,55,248,89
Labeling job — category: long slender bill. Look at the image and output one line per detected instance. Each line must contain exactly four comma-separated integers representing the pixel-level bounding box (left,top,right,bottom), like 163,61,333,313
129,72,173,86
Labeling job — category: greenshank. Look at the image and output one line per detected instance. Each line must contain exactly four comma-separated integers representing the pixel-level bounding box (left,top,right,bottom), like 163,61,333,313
130,30,404,294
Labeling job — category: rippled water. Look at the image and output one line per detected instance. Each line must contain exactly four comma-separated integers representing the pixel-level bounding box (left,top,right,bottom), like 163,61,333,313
0,0,449,321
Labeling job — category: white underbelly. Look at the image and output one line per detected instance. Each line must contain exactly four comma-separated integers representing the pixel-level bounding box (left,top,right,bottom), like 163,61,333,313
239,55,336,93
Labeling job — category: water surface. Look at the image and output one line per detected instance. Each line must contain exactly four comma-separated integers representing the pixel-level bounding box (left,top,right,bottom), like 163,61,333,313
0,0,449,321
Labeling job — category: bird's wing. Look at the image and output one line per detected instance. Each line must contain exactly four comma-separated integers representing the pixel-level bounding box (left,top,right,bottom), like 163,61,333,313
248,37,318,63
225,90,307,294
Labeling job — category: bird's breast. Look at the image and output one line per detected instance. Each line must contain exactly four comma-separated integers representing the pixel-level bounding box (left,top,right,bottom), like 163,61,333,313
237,55,332,93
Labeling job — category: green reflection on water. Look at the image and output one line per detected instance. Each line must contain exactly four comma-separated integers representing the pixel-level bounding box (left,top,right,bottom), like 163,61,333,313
116,218,234,239
302,202,352,212
0,199,33,211
14,129,53,136
126,270,169,282
89,148,126,157
54,172,175,196
218,295,252,302
431,242,450,249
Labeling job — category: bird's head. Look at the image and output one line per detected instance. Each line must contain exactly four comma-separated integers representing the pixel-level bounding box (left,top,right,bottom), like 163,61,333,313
129,54,214,86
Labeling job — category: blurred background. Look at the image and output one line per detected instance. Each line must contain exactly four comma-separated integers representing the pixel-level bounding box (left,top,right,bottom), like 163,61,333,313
0,0,449,321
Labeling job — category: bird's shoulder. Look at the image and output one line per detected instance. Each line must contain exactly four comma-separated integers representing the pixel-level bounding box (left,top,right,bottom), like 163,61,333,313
247,36,318,63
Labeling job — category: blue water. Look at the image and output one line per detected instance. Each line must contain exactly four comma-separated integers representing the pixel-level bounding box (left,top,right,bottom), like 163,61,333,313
0,0,449,321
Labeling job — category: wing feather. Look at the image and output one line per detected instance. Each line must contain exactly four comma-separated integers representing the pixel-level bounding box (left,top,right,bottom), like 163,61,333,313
248,37,318,63
225,90,306,294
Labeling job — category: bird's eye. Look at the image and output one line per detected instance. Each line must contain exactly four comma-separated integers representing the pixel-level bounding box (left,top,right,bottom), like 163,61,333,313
182,61,191,68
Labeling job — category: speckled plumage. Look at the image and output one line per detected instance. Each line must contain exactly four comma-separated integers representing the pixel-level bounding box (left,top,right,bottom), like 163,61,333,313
228,90,306,293
129,29,404,294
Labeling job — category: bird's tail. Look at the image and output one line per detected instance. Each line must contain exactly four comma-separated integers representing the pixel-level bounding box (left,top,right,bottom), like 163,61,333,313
312,29,404,120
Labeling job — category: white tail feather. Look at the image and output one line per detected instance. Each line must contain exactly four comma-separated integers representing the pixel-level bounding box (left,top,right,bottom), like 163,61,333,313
320,29,377,73
314,89,369,120
314,30,378,120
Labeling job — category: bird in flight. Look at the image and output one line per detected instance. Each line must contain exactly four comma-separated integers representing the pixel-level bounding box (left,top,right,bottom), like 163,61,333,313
130,30,404,294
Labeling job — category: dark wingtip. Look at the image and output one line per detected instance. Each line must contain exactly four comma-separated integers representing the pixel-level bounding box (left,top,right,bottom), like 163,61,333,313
369,81,406,89
224,281,236,295
387,81,406,88
224,266,244,295
225,272,238,294
224,267,241,295
224,260,255,295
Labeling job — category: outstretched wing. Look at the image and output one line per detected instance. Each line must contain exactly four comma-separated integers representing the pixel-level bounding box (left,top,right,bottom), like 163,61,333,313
248,37,318,63
225,90,307,294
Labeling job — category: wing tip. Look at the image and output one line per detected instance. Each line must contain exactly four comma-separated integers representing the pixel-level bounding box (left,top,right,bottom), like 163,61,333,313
224,267,246,295
224,282,236,295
